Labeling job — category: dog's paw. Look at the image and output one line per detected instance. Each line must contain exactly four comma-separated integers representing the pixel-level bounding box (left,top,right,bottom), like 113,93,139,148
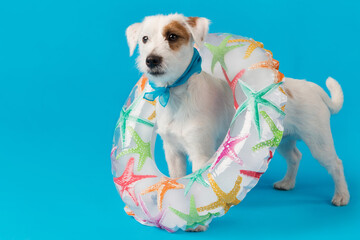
332,192,350,206
186,225,208,232
273,180,295,191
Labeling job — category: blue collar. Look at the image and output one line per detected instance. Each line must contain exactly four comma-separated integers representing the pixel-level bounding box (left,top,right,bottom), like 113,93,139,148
143,48,202,107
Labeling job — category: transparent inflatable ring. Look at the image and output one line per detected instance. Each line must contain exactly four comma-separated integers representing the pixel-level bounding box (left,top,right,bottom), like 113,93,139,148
111,33,287,232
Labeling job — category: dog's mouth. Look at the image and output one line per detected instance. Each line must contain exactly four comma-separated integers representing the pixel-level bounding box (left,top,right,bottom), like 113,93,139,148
147,69,165,76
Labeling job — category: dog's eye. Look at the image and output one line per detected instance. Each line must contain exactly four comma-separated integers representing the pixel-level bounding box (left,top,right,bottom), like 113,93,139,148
168,34,178,41
142,36,148,44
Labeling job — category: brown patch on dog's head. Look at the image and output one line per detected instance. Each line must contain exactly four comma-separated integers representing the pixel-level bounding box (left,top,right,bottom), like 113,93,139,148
162,20,190,51
187,17,199,27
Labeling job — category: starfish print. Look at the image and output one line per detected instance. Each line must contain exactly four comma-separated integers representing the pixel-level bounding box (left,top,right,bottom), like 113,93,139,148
205,35,244,73
145,99,156,121
124,205,135,217
265,49,274,58
227,38,265,59
281,104,286,112
240,170,264,179
252,111,283,151
110,146,117,157
231,81,285,138
267,151,273,163
221,67,245,109
141,177,185,210
279,86,287,96
183,164,211,196
116,127,152,171
136,75,148,93
170,195,220,230
116,94,154,147
113,157,156,206
211,131,249,170
147,111,156,121
251,50,286,94
249,58,284,83
197,174,242,213
138,195,174,232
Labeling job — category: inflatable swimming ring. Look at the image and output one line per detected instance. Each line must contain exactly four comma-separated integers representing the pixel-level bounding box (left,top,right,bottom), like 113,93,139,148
111,33,287,232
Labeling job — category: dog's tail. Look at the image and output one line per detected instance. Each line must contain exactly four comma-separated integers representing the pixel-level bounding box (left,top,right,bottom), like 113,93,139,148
320,77,344,114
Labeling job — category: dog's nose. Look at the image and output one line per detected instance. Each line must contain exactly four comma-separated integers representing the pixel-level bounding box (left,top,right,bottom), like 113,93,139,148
146,55,162,68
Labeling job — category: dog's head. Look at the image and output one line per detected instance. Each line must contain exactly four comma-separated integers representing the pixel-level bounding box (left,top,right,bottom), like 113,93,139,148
126,14,210,86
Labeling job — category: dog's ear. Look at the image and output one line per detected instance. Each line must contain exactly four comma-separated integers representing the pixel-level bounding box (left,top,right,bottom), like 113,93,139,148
126,22,142,56
185,17,210,47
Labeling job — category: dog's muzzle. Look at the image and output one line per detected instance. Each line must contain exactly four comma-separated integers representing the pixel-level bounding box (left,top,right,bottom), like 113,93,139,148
146,55,165,76
146,55,162,69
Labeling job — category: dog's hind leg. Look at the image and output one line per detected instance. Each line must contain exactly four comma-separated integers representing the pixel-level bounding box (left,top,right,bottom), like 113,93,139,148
303,131,350,206
274,137,302,190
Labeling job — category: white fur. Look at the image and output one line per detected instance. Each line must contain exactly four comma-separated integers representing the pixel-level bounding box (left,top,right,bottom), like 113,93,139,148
126,15,350,227
126,14,200,87
156,71,234,176
276,77,349,206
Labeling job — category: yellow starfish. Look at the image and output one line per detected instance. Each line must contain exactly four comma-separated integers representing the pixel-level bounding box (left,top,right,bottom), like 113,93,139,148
228,38,265,59
145,99,156,120
281,105,286,112
279,86,287,95
146,99,156,106
197,174,242,213
141,177,185,210
147,111,156,121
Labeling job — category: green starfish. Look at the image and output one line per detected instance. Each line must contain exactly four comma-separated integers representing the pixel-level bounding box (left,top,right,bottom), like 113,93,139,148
205,35,244,73
183,164,211,196
231,81,285,139
116,126,152,171
170,195,219,230
252,111,284,151
116,94,154,147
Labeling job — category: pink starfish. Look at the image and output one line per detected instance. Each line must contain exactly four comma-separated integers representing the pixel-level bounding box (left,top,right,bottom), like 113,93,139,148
221,67,246,109
110,146,117,157
113,157,157,206
267,150,273,163
240,170,264,179
138,195,174,232
239,151,273,179
211,131,249,170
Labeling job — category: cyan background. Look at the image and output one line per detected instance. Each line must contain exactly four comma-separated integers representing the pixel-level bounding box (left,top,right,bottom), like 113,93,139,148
1,0,359,239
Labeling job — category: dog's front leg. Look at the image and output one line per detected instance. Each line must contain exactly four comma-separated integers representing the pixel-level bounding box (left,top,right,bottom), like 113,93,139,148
186,135,215,173
163,141,187,178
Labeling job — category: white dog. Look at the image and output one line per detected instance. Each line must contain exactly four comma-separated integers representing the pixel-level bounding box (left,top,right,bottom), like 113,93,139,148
126,14,350,227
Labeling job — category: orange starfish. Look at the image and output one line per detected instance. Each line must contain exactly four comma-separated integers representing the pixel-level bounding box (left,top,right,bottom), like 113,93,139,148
228,38,265,59
141,177,185,210
197,174,242,213
136,75,148,93
265,49,274,58
124,205,135,217
249,58,284,83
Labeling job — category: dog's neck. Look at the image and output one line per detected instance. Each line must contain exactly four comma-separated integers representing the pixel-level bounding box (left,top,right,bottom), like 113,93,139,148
144,48,202,107
157,71,203,114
